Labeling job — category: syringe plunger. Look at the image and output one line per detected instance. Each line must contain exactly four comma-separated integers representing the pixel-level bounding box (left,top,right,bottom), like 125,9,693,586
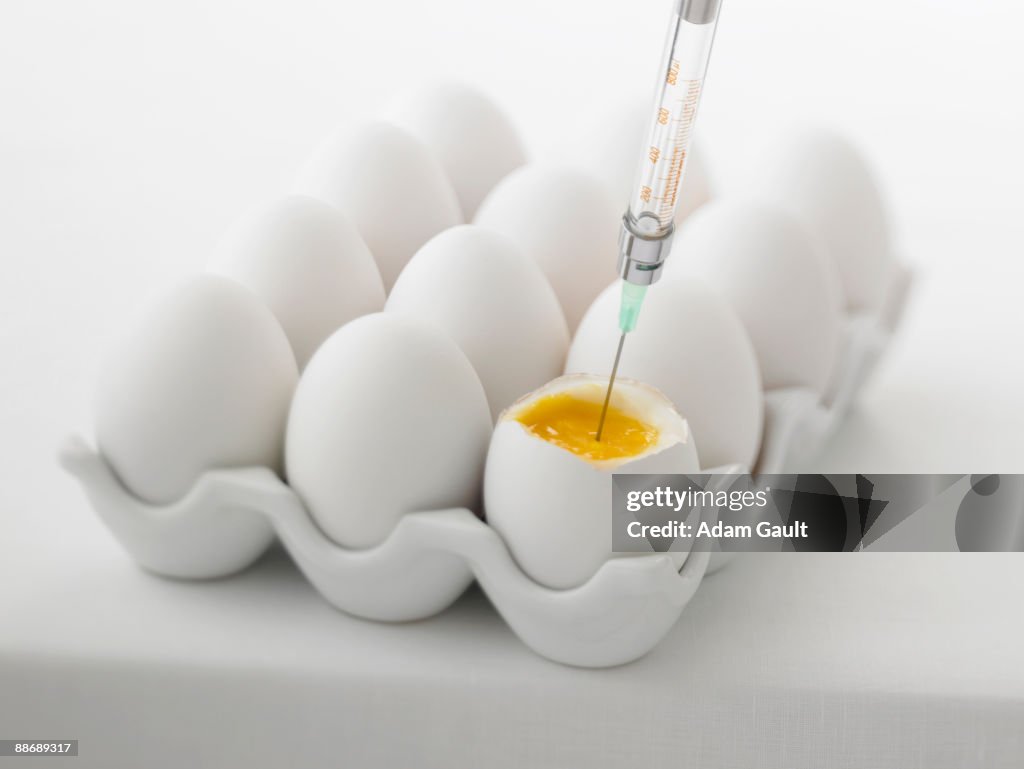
677,0,722,25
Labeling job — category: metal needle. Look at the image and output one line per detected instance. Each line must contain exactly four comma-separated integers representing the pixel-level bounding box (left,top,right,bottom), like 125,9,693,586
595,332,627,442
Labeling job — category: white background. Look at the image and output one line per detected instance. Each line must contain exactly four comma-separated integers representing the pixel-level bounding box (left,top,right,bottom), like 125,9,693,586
2,0,1023,525
1,3,1023,765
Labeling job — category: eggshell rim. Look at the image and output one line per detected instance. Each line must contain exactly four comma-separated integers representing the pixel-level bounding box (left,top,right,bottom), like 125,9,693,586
497,373,692,471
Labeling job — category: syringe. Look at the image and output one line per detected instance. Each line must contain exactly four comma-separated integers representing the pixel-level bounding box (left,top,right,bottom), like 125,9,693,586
596,0,723,440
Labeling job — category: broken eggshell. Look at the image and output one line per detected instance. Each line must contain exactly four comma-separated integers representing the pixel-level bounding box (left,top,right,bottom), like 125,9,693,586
484,375,701,591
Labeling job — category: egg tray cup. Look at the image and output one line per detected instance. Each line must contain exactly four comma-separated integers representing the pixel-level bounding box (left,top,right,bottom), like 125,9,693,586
58,262,913,668
58,434,729,668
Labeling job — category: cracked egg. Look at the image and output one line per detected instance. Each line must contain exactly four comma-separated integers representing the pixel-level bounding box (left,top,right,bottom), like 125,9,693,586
484,375,700,590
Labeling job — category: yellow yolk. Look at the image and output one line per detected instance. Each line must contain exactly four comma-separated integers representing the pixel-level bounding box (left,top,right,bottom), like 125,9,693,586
514,391,659,462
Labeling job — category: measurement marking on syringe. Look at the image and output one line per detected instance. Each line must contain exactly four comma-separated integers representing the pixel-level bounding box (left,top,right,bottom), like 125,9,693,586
653,80,702,224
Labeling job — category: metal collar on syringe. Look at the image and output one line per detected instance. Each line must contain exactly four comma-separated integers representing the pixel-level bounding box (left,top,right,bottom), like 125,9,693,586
677,0,722,25
617,213,674,286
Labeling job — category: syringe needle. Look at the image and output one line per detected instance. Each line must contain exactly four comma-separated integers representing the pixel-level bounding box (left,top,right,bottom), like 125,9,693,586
595,332,627,442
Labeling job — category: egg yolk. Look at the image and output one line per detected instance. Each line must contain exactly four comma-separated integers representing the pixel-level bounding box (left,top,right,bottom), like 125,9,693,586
514,391,659,462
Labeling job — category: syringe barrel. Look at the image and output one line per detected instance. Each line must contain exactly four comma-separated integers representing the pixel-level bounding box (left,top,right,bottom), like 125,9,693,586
619,0,721,286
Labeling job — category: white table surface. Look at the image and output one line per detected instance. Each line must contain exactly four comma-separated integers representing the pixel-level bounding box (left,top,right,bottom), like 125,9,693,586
3,0,1024,766
3,543,1024,768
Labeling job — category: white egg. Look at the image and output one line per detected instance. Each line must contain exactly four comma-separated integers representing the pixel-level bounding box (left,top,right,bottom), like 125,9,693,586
95,275,299,504
485,375,700,590
209,195,385,369
666,200,844,394
286,313,492,549
567,279,763,470
475,165,618,332
385,225,569,421
745,127,893,312
294,120,463,291
387,82,527,219
582,102,713,225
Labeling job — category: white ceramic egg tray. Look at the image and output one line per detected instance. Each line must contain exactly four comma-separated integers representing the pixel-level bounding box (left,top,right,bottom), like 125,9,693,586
59,262,911,668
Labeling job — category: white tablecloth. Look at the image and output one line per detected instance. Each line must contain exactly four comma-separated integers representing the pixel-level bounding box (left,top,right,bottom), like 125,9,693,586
2,543,1023,768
